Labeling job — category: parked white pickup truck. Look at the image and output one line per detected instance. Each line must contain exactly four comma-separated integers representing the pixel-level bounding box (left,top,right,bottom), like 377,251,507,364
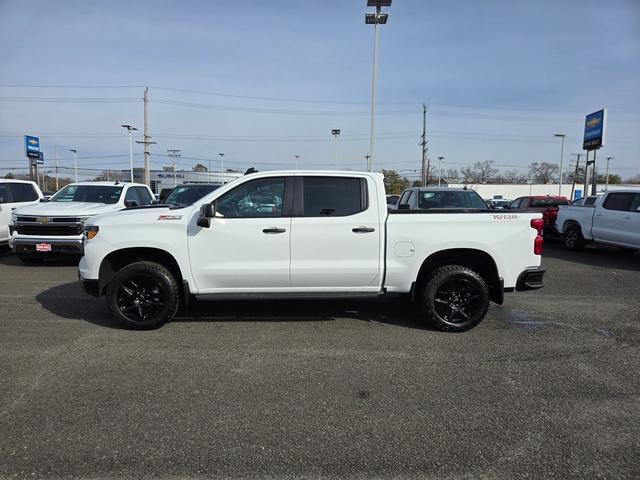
10,181,154,263
79,171,546,332
556,189,640,252
0,179,44,247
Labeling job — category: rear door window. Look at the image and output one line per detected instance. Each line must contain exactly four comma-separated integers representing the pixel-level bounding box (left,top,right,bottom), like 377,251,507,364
603,193,635,212
302,177,367,217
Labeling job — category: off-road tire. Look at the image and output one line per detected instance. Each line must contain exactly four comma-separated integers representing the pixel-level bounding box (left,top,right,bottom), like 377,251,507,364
106,261,179,330
418,265,490,333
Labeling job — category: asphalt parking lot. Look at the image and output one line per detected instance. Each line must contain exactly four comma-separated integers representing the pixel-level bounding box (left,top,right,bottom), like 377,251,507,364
0,241,639,479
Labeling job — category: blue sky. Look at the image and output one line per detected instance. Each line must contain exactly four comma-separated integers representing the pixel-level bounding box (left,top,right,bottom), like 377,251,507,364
1,0,639,181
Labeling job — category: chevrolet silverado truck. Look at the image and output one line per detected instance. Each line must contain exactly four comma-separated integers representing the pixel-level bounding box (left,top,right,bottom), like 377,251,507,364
79,171,546,331
556,189,640,252
10,181,154,263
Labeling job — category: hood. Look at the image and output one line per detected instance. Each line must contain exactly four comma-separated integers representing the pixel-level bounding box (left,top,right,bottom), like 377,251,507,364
85,205,192,226
13,201,122,217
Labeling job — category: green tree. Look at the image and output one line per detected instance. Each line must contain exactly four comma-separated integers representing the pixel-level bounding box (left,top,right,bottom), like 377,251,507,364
597,173,622,184
382,169,410,194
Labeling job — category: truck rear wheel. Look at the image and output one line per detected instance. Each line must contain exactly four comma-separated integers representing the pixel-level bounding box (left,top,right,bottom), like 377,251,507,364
106,261,179,330
418,265,490,332
563,225,585,251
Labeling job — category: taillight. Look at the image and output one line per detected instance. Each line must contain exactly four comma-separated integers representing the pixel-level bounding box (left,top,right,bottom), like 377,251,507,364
531,218,544,255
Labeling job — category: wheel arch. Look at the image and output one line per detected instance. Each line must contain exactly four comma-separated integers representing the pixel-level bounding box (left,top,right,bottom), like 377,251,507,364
98,247,185,297
414,248,502,304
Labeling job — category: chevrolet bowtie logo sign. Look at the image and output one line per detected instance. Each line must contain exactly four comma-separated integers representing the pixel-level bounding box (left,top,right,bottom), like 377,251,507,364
36,217,50,224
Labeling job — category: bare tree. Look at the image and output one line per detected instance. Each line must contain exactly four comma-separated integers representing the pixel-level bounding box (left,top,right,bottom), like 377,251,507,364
445,168,459,180
528,162,559,184
625,174,640,184
460,161,498,184
495,169,527,184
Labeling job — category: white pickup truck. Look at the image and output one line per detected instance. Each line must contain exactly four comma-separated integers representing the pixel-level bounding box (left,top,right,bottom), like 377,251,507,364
10,181,154,263
556,189,640,252
79,171,546,332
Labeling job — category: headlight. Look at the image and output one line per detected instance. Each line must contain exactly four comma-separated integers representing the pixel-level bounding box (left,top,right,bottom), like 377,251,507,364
83,225,99,240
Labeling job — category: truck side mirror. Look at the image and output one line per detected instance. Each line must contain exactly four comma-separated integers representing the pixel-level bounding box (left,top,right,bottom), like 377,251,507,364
397,203,410,210
124,200,138,208
197,203,215,228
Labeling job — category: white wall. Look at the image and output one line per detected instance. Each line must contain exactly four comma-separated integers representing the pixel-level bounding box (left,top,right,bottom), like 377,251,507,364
447,183,640,201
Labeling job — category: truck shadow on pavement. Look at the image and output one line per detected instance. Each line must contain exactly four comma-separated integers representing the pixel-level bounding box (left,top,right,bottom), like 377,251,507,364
36,281,429,331
543,239,640,272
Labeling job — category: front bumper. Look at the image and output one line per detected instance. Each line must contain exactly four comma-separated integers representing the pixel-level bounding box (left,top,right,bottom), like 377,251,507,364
79,271,100,297
516,267,545,291
12,236,84,255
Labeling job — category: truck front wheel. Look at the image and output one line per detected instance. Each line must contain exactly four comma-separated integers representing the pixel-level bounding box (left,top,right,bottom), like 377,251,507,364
418,265,490,332
106,261,179,330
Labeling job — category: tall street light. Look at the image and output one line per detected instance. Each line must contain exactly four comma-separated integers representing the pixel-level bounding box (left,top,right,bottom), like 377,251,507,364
294,154,300,170
218,153,225,184
437,156,445,186
554,134,566,196
365,0,391,172
331,129,341,169
121,124,138,183
69,149,78,183
605,156,614,191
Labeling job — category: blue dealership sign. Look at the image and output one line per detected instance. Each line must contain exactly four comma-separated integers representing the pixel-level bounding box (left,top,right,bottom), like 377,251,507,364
24,135,40,159
583,109,606,150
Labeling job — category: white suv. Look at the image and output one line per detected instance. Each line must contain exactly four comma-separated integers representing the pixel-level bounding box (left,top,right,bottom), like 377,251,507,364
0,179,44,247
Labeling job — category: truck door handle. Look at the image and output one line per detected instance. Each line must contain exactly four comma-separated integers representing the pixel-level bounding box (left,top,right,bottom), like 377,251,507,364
623,216,631,220
352,227,375,233
262,227,286,234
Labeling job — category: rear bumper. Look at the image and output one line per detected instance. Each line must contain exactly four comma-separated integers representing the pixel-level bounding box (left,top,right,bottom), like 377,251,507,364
12,236,84,255
516,267,545,291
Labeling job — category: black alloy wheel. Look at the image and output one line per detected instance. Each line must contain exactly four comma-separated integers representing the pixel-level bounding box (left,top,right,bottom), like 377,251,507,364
106,261,179,329
419,265,490,332
563,225,585,251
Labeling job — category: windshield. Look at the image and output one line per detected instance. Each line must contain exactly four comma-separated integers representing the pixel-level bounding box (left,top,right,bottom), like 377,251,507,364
531,198,569,207
418,190,489,209
164,184,220,206
50,185,123,204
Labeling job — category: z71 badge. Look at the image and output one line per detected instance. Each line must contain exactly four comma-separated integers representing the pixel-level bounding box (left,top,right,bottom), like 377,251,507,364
157,215,183,221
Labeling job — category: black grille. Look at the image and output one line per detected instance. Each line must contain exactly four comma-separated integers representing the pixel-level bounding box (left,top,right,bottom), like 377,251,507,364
16,224,83,236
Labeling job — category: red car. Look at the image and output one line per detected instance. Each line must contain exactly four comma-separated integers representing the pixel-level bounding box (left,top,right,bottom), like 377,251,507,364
508,195,569,234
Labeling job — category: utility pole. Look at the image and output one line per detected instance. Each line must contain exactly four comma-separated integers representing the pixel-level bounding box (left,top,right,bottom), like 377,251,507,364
218,153,225,183
135,87,156,186
70,149,78,183
54,145,59,191
570,153,581,201
365,153,370,171
294,154,300,170
331,129,341,169
420,103,428,187
166,149,181,186
437,156,444,187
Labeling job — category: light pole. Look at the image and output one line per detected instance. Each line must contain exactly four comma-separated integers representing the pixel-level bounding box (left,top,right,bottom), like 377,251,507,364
365,0,391,172
331,129,341,169
605,156,614,191
365,153,370,171
554,134,566,196
294,154,300,170
121,124,138,183
70,149,78,183
437,156,444,186
218,153,225,183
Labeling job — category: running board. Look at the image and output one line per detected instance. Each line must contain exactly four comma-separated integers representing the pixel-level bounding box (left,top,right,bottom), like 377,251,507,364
196,292,383,301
